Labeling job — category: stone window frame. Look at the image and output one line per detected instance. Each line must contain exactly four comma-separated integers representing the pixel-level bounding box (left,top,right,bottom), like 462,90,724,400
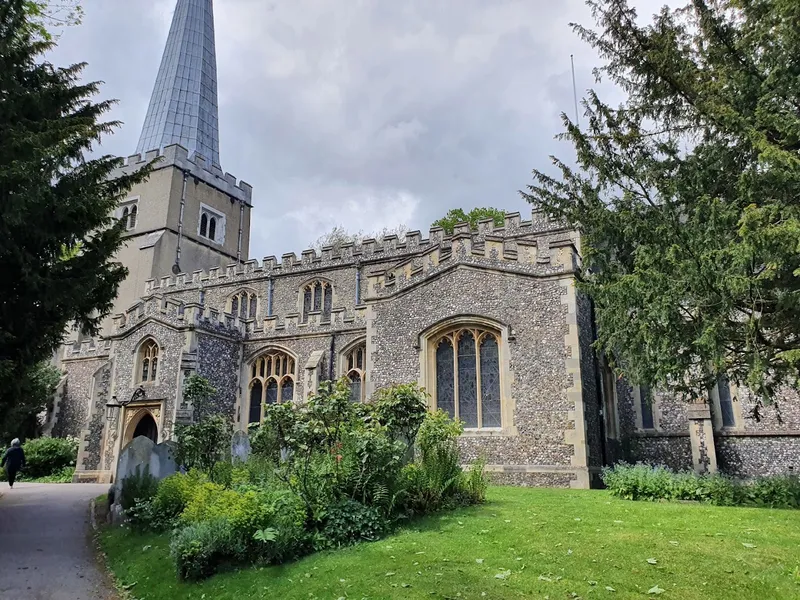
599,356,620,439
633,385,660,432
118,196,139,231
246,347,297,425
198,203,226,245
339,338,367,403
298,278,334,324
419,315,516,437
135,337,160,385
227,288,258,320
709,377,743,432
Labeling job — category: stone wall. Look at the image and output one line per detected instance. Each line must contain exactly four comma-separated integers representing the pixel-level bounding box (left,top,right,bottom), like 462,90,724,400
55,356,107,438
196,329,241,420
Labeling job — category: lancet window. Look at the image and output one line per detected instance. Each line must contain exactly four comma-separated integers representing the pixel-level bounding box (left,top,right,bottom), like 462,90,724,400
228,290,258,319
343,343,367,403
301,280,333,323
137,338,159,384
248,351,296,424
432,327,502,429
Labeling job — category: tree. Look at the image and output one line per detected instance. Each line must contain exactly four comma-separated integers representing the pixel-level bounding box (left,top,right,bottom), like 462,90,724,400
523,0,800,401
310,224,408,252
0,361,61,444
0,1,152,417
23,1,82,40
432,207,506,234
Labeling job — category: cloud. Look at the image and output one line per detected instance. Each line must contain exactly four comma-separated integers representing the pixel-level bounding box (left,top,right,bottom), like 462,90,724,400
47,0,673,258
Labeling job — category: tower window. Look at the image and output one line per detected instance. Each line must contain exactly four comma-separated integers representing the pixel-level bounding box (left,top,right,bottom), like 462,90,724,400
137,338,160,384
198,204,225,244
119,199,139,231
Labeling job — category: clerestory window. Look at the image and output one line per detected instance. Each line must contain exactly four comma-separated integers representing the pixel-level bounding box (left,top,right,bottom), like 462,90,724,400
301,280,333,323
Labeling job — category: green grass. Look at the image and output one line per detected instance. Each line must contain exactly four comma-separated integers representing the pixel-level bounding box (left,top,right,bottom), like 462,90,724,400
99,487,800,600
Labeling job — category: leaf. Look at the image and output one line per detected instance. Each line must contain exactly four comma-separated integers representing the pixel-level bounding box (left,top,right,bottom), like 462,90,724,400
669,541,679,546
476,559,484,564
385,572,396,577
742,543,756,548
646,558,658,564
538,575,553,582
648,585,665,594
605,586,616,592
495,569,512,580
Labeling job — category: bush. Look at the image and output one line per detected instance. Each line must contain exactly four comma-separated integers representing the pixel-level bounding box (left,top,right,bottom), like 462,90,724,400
21,436,78,478
119,465,159,512
170,518,244,581
602,463,800,509
373,383,428,451
319,499,386,548
459,455,489,504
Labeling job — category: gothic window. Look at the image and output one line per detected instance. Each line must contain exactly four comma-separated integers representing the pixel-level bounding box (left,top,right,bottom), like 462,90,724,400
711,376,737,429
639,386,655,430
301,280,333,323
129,204,138,229
198,205,225,244
122,206,129,227
342,342,367,402
431,327,503,429
137,338,159,384
228,290,258,319
119,200,138,231
248,350,296,423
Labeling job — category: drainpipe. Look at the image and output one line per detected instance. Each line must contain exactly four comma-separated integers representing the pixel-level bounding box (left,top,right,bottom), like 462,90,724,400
355,266,362,305
174,171,189,273
237,201,244,264
329,333,336,382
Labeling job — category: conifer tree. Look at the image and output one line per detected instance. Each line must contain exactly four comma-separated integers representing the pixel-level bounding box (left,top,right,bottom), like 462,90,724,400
432,207,506,234
0,0,152,416
524,0,800,401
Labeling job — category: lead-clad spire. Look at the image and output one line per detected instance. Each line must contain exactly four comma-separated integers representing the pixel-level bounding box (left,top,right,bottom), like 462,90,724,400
136,0,221,167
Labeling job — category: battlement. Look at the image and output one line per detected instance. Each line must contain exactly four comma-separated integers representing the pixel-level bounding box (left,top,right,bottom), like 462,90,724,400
111,143,253,205
142,209,571,296
112,295,245,338
62,338,112,360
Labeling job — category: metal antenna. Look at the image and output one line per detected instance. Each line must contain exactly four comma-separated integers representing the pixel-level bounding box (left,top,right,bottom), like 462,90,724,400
570,54,580,127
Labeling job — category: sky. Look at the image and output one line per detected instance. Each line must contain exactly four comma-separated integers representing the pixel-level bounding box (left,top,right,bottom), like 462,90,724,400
47,0,670,260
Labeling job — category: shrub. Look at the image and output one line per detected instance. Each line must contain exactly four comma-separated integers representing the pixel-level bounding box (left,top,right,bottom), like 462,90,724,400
174,414,232,474
21,436,78,478
319,499,387,548
170,518,243,581
744,475,800,509
373,383,428,450
119,465,159,512
459,455,489,504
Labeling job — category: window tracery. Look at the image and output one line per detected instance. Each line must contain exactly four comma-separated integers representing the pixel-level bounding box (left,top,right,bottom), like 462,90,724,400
247,350,296,424
228,290,258,319
137,338,159,384
431,327,502,428
343,342,367,402
301,280,333,323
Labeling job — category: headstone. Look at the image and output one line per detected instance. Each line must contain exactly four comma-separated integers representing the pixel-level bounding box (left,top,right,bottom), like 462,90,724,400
113,436,156,500
231,430,251,463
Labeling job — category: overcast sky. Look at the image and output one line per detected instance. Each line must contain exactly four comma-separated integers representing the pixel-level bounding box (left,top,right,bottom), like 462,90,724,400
47,0,669,259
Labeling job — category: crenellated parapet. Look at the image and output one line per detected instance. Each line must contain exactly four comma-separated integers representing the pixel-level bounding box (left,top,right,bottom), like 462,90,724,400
111,143,253,206
142,209,571,296
112,295,244,338
62,338,112,361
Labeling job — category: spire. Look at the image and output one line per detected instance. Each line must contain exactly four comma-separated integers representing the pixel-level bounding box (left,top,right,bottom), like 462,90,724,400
136,0,221,167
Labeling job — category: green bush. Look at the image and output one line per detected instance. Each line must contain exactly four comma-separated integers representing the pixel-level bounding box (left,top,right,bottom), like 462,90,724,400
21,436,78,478
459,455,489,504
603,463,800,509
319,499,386,548
119,465,159,512
170,518,244,581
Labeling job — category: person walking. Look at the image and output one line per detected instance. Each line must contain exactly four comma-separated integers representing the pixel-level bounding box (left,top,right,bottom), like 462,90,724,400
1,438,25,488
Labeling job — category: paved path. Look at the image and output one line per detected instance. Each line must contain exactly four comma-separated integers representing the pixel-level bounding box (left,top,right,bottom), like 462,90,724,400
0,483,115,600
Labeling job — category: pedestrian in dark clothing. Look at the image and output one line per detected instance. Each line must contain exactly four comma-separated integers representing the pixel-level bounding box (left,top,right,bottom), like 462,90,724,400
1,438,25,488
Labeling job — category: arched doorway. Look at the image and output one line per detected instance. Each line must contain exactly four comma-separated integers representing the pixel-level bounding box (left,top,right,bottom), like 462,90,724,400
132,412,158,443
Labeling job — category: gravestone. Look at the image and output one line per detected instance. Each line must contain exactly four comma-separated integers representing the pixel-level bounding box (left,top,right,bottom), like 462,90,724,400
231,430,251,463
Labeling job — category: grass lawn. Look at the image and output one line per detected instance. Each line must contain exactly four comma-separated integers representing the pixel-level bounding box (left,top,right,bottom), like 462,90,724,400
99,486,800,600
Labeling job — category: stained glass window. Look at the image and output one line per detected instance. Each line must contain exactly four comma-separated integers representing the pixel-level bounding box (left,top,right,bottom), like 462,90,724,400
313,282,322,311
249,381,262,424
640,386,655,429
302,287,312,323
457,332,478,428
266,380,278,405
281,379,294,403
436,338,455,419
479,336,501,427
323,285,332,321
717,377,736,427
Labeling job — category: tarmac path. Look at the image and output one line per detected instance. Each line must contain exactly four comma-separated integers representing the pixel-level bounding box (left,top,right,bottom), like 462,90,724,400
0,482,115,600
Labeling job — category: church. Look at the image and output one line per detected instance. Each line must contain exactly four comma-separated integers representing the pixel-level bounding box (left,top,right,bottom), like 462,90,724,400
48,0,800,486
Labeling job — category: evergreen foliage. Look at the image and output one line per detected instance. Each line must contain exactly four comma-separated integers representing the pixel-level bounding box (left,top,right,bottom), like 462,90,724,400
0,1,152,417
523,0,800,400
432,207,506,234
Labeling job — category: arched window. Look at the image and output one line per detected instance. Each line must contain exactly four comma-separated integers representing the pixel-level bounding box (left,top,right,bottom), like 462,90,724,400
128,204,138,229
121,206,129,228
137,338,160,384
209,217,217,241
343,342,367,402
228,290,258,319
301,280,333,323
431,327,502,429
248,350,296,424
200,213,208,237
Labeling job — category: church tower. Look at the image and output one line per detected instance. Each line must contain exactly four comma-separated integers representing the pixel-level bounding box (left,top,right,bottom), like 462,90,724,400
101,0,252,334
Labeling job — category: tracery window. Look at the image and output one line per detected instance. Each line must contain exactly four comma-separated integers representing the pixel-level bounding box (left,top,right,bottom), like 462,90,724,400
228,290,258,319
137,338,159,384
432,327,502,428
301,280,333,323
343,343,367,403
248,350,296,424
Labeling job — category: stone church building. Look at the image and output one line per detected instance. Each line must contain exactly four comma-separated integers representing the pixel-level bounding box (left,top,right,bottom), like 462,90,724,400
48,0,799,486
